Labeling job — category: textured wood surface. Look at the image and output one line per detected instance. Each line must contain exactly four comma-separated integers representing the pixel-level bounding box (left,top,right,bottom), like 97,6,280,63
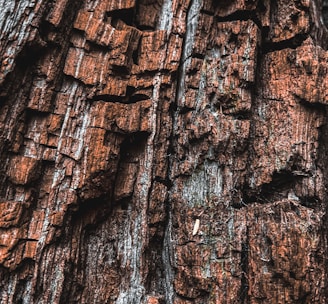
0,0,327,303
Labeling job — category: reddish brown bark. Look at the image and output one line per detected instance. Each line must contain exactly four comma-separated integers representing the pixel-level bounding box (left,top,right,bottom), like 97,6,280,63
0,0,328,303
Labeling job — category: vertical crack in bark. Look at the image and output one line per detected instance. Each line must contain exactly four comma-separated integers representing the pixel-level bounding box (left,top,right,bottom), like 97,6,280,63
175,0,203,108
114,28,171,300
165,0,203,303
116,2,169,297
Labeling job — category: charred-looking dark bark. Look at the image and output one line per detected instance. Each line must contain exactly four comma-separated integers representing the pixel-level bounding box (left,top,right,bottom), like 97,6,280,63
0,0,328,303
323,0,328,26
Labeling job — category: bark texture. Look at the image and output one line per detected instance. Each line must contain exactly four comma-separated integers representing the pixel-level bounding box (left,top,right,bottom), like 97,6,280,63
0,0,328,303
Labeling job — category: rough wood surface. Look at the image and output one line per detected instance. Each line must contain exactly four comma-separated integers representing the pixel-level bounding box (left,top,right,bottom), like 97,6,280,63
0,0,328,303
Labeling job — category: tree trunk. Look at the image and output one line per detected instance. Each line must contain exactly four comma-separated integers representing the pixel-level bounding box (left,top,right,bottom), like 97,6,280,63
0,0,328,303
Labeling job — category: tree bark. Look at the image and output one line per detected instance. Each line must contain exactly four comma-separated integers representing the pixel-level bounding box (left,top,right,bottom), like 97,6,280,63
0,0,328,303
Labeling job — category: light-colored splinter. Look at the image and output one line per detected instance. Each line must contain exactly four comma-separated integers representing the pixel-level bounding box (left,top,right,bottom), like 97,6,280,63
192,218,200,236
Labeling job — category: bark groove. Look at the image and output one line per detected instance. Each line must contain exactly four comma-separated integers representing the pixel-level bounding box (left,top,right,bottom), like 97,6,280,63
0,0,328,303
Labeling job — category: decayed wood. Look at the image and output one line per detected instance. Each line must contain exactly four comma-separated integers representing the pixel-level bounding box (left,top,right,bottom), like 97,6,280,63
0,0,328,303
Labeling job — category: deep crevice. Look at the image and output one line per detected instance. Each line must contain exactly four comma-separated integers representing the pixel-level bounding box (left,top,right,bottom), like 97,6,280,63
90,94,125,103
296,96,327,111
111,64,131,75
241,170,303,206
215,9,262,29
107,9,135,28
70,195,112,230
240,238,249,303
112,131,149,202
226,110,252,120
262,33,308,54
90,92,150,104
179,106,194,114
299,196,320,209
132,37,141,65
